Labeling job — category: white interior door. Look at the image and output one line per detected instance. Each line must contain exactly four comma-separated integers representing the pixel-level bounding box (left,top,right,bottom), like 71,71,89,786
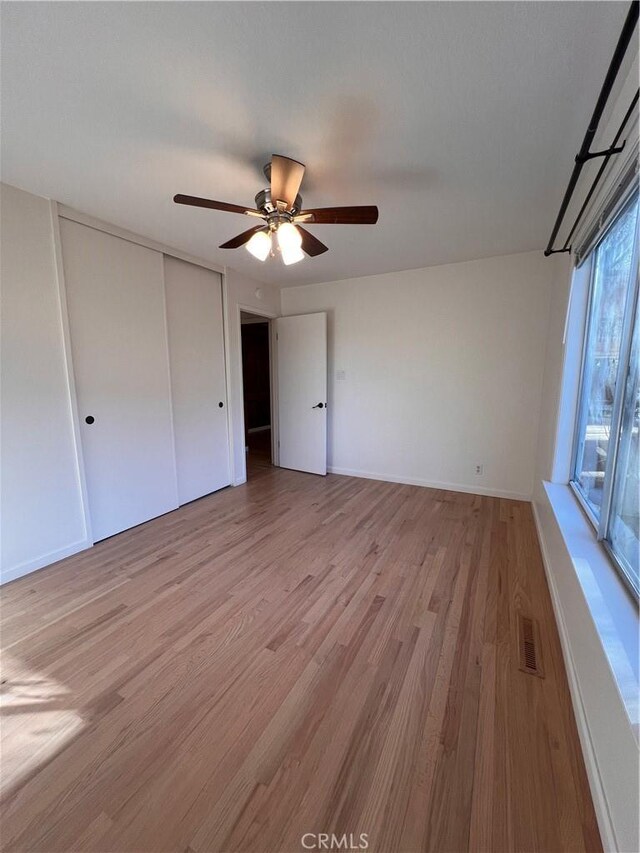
277,312,327,475
60,219,179,541
164,256,230,504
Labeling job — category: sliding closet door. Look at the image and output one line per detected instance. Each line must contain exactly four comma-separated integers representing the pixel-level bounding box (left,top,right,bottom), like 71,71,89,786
164,256,230,504
60,219,179,541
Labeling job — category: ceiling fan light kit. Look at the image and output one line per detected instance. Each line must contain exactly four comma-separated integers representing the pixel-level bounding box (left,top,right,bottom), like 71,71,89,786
173,154,379,265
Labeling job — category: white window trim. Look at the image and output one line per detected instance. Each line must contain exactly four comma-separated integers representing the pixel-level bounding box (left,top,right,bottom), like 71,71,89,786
568,190,640,599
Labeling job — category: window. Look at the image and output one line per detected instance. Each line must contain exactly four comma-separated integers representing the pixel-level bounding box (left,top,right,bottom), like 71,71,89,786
572,190,639,597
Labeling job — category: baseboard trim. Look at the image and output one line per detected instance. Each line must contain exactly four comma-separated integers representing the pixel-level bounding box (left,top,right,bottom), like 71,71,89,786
531,499,616,852
327,466,530,501
1,538,93,586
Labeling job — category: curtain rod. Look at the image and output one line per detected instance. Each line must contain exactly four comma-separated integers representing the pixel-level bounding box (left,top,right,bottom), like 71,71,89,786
544,0,639,257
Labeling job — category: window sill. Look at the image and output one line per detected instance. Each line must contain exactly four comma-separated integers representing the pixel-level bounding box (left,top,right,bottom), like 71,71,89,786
568,479,640,600
539,481,639,739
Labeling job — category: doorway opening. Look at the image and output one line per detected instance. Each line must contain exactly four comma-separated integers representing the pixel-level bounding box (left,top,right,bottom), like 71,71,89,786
240,311,273,478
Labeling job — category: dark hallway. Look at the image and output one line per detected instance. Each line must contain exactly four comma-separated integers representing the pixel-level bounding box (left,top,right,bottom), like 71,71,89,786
240,313,272,476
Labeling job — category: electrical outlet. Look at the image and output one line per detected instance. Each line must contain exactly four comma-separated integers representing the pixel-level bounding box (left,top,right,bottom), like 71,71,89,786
475,464,484,476
336,369,346,381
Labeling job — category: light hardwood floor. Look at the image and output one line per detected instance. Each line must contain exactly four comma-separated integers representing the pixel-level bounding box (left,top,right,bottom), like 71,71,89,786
1,467,601,853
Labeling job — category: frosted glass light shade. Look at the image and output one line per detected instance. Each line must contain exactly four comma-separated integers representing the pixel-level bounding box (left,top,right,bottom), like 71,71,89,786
281,244,305,265
277,222,302,253
246,231,271,261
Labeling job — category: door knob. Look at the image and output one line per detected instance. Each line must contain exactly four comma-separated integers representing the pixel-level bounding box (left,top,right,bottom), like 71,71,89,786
218,401,224,408
85,415,95,424
312,402,324,409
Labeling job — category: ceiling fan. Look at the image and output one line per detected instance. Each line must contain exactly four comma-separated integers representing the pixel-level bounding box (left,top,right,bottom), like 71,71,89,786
173,154,379,266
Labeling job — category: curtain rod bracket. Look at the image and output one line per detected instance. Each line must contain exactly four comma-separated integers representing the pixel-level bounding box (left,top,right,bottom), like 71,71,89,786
575,140,626,164
543,247,572,257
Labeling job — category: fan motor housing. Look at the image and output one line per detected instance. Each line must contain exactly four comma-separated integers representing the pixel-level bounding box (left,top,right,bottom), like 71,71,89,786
255,188,302,217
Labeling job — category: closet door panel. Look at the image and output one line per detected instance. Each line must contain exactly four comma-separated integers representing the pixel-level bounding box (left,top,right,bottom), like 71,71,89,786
60,219,179,541
164,256,230,504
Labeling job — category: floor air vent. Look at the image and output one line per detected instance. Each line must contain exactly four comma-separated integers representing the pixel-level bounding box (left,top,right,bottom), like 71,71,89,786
518,613,544,678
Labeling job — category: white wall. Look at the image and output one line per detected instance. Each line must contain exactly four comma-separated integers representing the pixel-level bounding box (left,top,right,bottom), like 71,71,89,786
533,253,573,491
224,268,280,485
281,250,562,499
1,184,89,583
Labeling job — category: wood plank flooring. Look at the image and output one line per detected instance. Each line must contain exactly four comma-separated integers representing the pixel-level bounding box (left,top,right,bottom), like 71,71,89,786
1,467,601,852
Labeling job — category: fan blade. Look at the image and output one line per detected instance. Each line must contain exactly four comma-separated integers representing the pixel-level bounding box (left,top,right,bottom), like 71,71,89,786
297,226,329,257
294,206,378,225
270,155,305,209
174,194,263,217
219,225,266,249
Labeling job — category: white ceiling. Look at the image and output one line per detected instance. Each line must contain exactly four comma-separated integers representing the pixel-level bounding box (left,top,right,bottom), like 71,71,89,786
1,2,630,287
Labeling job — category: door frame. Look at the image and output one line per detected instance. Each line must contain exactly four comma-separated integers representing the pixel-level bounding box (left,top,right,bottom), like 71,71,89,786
237,303,279,471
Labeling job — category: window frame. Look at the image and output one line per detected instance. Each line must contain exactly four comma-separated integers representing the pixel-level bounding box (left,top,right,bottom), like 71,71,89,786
570,187,640,600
